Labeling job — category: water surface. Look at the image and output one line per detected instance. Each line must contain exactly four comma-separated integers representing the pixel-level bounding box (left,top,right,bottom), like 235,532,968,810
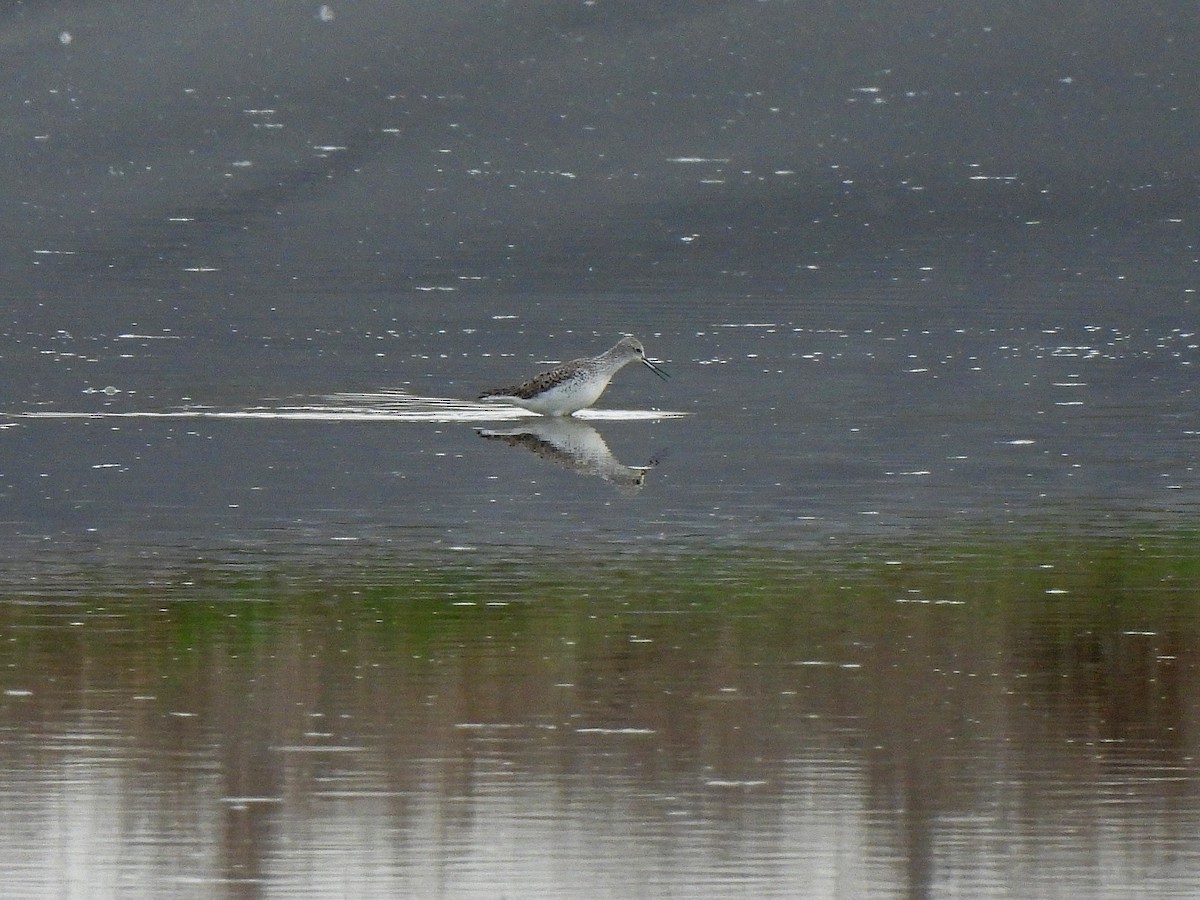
3,3,1200,897
3,536,1199,898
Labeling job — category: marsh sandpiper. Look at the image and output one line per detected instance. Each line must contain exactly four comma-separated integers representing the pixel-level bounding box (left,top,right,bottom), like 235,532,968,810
478,335,669,416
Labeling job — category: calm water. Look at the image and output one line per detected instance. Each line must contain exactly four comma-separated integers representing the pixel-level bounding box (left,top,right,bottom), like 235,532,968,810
2,539,1200,898
4,2,1200,897
3,309,1197,900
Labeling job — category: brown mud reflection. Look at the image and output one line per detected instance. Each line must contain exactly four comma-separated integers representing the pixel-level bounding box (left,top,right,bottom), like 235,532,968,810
1,536,1199,897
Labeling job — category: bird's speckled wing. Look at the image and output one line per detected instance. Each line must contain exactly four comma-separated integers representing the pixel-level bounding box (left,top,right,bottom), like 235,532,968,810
478,358,584,400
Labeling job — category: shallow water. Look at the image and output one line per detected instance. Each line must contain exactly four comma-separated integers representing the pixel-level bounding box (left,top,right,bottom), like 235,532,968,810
3,315,1195,560
2,538,1199,898
4,3,1200,897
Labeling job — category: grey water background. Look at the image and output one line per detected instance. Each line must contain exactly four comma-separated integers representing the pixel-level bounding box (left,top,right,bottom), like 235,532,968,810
2,2,1199,897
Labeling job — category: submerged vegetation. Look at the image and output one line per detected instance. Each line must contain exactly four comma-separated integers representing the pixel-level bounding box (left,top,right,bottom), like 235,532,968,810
2,524,1197,898
3,524,1197,660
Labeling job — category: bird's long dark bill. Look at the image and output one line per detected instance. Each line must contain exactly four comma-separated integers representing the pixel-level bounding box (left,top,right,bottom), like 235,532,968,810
641,358,670,380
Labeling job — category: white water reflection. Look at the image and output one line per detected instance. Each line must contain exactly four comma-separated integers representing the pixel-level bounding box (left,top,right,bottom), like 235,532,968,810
12,391,689,424
3,543,1199,898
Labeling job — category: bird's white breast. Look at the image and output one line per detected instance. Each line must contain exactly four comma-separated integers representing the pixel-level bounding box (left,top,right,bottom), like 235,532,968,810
518,374,612,415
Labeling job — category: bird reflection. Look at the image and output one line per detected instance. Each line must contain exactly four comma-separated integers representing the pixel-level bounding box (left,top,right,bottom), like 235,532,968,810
477,418,656,492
